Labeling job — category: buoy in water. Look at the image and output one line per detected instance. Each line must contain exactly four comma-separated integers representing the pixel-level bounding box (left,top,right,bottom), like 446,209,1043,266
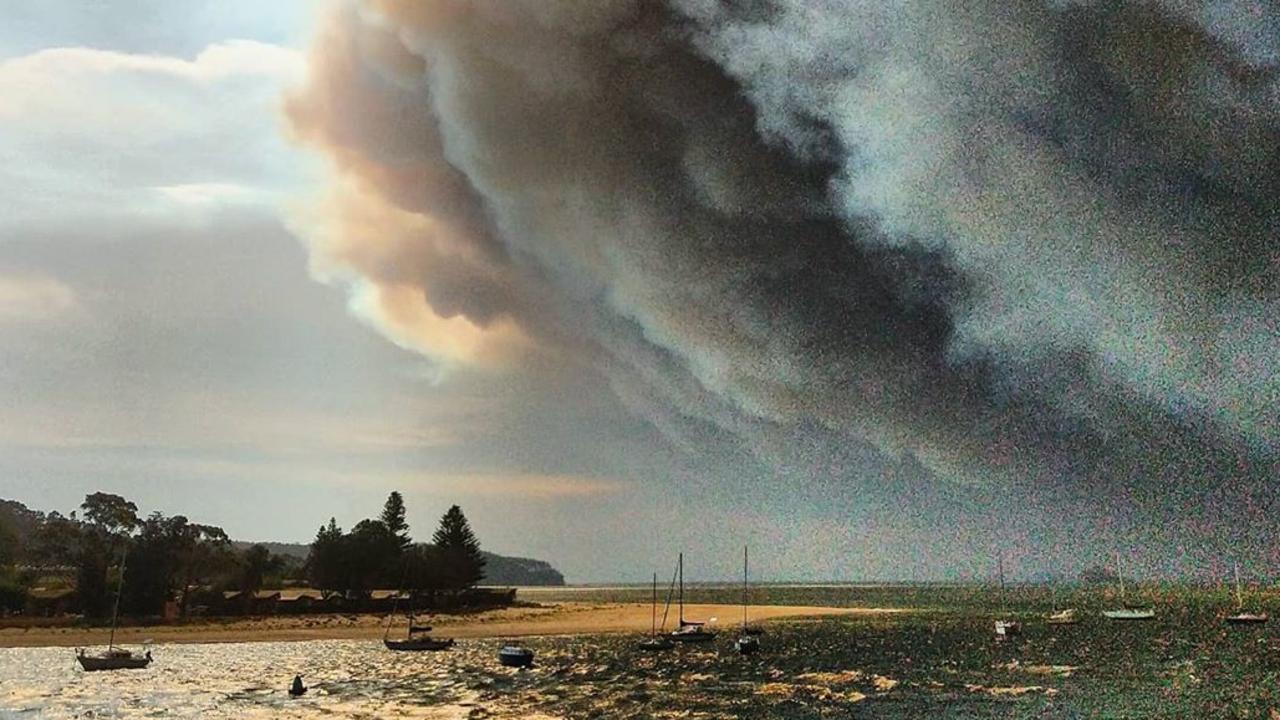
289,675,307,697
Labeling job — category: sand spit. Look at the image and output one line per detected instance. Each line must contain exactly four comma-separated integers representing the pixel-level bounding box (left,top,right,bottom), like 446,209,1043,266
0,602,897,648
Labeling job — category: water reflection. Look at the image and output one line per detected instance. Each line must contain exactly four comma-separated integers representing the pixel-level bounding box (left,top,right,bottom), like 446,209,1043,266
0,629,995,719
4,614,1265,719
2,640,493,719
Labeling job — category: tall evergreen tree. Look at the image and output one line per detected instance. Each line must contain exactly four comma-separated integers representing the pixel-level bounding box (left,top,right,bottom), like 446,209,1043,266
380,491,411,549
346,519,400,596
402,543,448,597
306,518,345,598
431,505,485,590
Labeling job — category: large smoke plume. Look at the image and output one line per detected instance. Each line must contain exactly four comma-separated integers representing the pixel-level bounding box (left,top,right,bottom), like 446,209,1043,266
287,0,1279,575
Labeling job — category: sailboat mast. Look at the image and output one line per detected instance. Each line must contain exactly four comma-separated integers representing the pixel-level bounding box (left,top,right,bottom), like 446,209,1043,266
107,547,127,652
1116,551,1125,602
998,552,1006,612
386,562,408,641
1235,561,1243,609
652,572,658,636
678,552,684,626
659,561,677,632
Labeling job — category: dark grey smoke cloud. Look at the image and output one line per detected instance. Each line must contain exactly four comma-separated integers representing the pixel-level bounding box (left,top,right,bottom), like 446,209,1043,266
289,0,1279,576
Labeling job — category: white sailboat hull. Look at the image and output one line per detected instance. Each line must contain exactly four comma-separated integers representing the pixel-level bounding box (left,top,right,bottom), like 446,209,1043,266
1226,613,1268,625
638,637,675,650
670,626,717,642
1047,609,1079,625
994,620,1021,637
1103,608,1155,620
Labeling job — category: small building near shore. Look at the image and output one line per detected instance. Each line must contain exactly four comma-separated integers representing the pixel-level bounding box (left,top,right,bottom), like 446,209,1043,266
221,590,282,616
25,588,76,617
276,589,323,614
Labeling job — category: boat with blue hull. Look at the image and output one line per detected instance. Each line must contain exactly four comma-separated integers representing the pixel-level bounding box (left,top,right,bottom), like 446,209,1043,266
498,645,535,668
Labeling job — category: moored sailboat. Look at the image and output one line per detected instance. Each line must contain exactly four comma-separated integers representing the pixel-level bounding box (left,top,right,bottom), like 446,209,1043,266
76,548,153,672
993,553,1021,638
384,625,456,651
670,553,716,643
1046,582,1079,625
77,647,152,672
638,570,675,651
383,592,455,651
734,546,759,655
1226,561,1268,625
1102,552,1155,620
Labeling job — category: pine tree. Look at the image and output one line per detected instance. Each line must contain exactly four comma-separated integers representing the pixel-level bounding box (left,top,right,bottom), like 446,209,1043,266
306,518,345,598
379,491,411,549
431,505,486,590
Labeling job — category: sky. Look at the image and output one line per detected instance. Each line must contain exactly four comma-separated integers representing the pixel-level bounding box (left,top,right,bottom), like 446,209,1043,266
0,1,1276,583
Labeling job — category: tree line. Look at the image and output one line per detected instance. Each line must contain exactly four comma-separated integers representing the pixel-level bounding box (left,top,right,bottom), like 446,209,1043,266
304,492,486,600
0,491,486,618
1,493,250,617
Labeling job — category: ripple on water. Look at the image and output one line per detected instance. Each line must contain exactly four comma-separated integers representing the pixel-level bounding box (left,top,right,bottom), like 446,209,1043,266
1,641,505,719
0,619,1132,719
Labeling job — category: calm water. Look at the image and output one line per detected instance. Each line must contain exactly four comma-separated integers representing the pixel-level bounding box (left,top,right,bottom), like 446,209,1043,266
3,612,1278,719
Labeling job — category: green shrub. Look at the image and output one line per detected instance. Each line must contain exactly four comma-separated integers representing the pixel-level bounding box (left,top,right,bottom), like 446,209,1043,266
0,579,27,613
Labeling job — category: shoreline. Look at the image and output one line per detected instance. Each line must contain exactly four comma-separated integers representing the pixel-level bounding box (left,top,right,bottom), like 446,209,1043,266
0,602,900,648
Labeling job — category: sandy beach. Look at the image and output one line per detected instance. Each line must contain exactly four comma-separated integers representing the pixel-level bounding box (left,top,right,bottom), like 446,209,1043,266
0,602,897,648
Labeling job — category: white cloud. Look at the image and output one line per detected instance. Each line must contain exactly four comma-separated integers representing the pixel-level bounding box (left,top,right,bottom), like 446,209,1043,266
0,273,75,322
154,182,267,207
0,41,302,96
0,0,324,61
0,40,317,231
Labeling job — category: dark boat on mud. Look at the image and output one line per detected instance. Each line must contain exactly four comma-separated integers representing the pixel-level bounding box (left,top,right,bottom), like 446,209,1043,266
76,549,153,672
383,593,456,651
498,644,535,667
